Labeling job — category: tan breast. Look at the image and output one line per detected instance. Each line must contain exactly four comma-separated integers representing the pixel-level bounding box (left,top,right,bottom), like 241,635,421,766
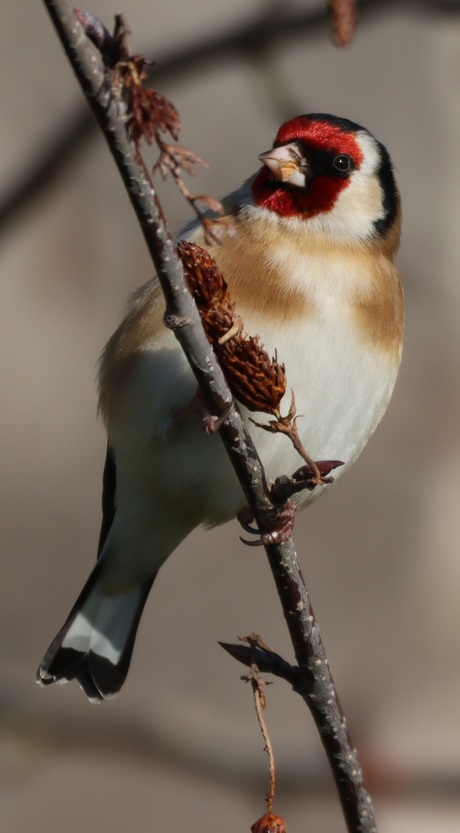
194,209,403,354
99,206,403,424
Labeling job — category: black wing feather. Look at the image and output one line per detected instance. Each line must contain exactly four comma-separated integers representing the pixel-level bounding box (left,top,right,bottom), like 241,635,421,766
97,444,117,557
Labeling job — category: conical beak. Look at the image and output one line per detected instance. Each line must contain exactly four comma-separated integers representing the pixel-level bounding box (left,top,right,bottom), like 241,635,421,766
259,142,307,188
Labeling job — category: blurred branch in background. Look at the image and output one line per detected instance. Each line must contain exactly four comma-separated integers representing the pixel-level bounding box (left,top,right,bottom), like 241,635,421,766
1,0,459,236
328,0,358,46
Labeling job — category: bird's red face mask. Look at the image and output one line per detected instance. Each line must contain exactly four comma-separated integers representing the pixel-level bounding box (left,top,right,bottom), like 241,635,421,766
252,116,363,219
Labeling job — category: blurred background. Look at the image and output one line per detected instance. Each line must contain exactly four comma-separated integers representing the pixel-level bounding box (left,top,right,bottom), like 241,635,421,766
1,1,460,831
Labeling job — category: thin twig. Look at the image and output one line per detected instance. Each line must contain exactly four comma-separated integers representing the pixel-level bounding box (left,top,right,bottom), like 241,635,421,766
220,640,301,688
42,4,377,831
251,390,325,485
241,634,276,813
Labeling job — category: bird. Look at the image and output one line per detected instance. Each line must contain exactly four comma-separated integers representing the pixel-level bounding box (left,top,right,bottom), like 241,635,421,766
36,113,403,703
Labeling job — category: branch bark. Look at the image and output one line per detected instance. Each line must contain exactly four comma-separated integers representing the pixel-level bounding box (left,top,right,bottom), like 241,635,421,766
42,3,377,831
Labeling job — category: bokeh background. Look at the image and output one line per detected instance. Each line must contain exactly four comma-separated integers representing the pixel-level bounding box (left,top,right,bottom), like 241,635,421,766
2,1,460,831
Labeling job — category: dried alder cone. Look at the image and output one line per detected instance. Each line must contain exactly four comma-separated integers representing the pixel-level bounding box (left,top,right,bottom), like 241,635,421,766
177,241,338,487
75,9,181,145
108,24,229,244
251,814,287,833
75,9,227,243
177,241,286,415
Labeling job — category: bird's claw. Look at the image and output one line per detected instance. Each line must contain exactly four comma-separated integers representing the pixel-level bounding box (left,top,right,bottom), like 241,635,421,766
237,506,261,537
201,400,234,434
237,459,344,546
172,389,234,434
237,500,296,547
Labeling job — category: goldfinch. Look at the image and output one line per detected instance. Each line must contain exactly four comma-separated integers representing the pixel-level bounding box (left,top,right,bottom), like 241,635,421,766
37,114,403,702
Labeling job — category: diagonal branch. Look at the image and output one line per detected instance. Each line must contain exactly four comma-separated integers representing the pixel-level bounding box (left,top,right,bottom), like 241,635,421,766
42,3,377,831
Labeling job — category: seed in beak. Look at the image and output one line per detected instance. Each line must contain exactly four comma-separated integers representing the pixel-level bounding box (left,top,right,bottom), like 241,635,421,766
259,142,307,188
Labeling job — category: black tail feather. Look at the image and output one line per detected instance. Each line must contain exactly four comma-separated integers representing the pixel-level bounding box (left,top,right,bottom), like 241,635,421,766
37,569,155,702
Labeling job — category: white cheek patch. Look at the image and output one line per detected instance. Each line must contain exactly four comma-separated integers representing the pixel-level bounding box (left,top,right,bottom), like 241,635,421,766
355,131,381,175
314,131,386,241
332,171,385,239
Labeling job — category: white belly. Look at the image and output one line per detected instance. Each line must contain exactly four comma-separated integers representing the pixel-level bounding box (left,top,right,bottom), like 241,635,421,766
109,297,400,533
240,304,398,493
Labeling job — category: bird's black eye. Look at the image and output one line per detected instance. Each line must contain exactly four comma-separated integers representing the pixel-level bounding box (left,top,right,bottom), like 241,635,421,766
332,154,353,173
